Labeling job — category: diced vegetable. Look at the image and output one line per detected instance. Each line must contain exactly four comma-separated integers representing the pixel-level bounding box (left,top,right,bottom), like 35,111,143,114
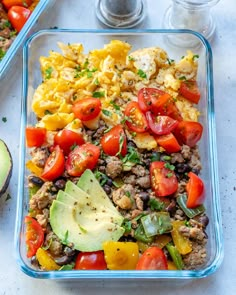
153,234,172,249
166,243,184,270
141,212,172,237
36,248,60,271
134,224,154,243
177,194,205,218
171,220,192,255
103,241,139,270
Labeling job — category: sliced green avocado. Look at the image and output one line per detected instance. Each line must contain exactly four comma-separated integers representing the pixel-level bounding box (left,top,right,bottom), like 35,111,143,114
77,169,117,213
0,139,13,197
50,178,125,251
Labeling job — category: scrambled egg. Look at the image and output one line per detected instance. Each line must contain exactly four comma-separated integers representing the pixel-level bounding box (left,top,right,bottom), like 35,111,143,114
32,40,200,147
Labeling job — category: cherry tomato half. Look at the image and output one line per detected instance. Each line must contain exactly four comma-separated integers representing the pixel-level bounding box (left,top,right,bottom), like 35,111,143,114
186,172,205,208
26,126,46,147
25,216,44,258
136,246,168,270
72,97,101,121
8,6,31,32
41,145,65,181
150,161,178,197
124,101,149,133
74,251,107,270
54,129,85,155
155,133,181,154
146,112,178,136
66,143,100,177
179,81,201,104
3,0,32,10
101,125,127,157
174,121,203,148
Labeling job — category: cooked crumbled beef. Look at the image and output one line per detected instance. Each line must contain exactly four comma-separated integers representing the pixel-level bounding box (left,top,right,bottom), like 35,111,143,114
131,165,146,177
131,209,143,219
105,156,123,179
36,208,49,229
123,174,136,185
174,208,185,221
177,180,187,193
183,241,207,270
112,184,135,210
29,182,54,210
181,144,191,160
133,194,144,211
30,147,49,168
170,152,185,164
189,147,202,172
194,215,209,228
44,232,63,257
136,175,150,188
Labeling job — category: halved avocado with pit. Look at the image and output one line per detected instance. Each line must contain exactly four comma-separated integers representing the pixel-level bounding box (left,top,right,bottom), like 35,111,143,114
0,139,13,197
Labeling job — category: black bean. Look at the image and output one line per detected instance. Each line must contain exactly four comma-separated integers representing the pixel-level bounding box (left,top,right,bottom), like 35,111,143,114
127,140,136,148
106,178,113,186
55,255,74,266
54,179,66,190
166,199,176,215
175,163,191,174
191,168,200,175
139,192,150,202
103,184,111,195
197,215,209,227
28,176,44,187
64,246,76,257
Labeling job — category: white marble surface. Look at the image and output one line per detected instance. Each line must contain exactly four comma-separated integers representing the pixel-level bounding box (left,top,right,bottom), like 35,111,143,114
0,0,236,294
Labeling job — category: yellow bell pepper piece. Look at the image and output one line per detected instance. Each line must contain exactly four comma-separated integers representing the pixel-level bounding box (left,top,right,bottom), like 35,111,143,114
137,241,149,253
171,220,192,255
167,260,178,270
26,160,43,177
36,248,60,271
103,241,139,270
153,235,172,249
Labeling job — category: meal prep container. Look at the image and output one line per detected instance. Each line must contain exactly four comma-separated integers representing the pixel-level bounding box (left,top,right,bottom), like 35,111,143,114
15,29,223,280
0,0,55,80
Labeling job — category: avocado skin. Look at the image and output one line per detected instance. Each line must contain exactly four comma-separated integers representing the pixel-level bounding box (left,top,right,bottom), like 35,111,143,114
0,139,13,197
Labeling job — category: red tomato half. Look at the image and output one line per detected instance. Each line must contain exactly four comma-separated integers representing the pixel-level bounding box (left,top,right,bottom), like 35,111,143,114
174,121,203,147
124,101,149,133
72,98,101,121
25,216,44,258
101,125,127,157
3,0,32,10
146,112,178,136
74,251,107,270
155,133,181,154
54,129,85,155
41,146,65,181
179,81,201,104
186,172,205,208
136,247,168,270
150,161,178,197
8,6,31,32
26,126,46,147
66,143,100,177
138,88,183,121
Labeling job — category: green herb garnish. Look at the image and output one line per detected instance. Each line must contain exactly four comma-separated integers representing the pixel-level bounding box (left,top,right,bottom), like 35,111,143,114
45,67,53,79
137,69,147,79
102,109,112,117
148,198,165,211
92,91,105,98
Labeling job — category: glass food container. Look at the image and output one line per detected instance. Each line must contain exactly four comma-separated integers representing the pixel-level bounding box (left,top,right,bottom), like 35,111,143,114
15,29,223,280
0,0,55,80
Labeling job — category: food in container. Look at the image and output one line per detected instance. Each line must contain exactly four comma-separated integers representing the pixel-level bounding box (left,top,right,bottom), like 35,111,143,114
16,30,223,279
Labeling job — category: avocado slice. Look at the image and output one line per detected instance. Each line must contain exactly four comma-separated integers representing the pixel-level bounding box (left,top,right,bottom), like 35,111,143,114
0,139,13,197
50,179,125,251
77,169,117,213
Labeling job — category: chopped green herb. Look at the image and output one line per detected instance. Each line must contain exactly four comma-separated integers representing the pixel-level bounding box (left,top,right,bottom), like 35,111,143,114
130,132,137,137
179,76,187,81
125,191,131,198
92,91,105,98
116,134,125,157
150,152,160,162
0,49,6,61
44,110,52,115
128,56,135,61
122,219,132,234
94,170,109,186
2,117,7,123
164,163,175,171
83,58,89,68
94,78,99,85
122,146,141,165
167,58,175,65
102,109,112,117
121,115,132,124
3,21,11,28
62,230,69,244
45,67,53,79
162,155,171,161
42,238,53,250
110,100,120,110
192,54,199,61
59,263,75,271
148,198,165,211
137,69,147,79
72,94,78,101
9,30,17,38
166,172,173,178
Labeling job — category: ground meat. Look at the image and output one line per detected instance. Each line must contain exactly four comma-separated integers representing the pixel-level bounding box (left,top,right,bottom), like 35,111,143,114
181,145,191,160
179,225,205,241
136,175,150,188
183,241,207,270
36,208,49,229
173,208,185,221
131,165,146,177
123,174,136,185
170,152,185,164
29,182,54,210
44,232,63,257
177,180,187,193
30,147,49,168
133,194,144,210
105,156,123,179
189,148,202,172
112,184,135,210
